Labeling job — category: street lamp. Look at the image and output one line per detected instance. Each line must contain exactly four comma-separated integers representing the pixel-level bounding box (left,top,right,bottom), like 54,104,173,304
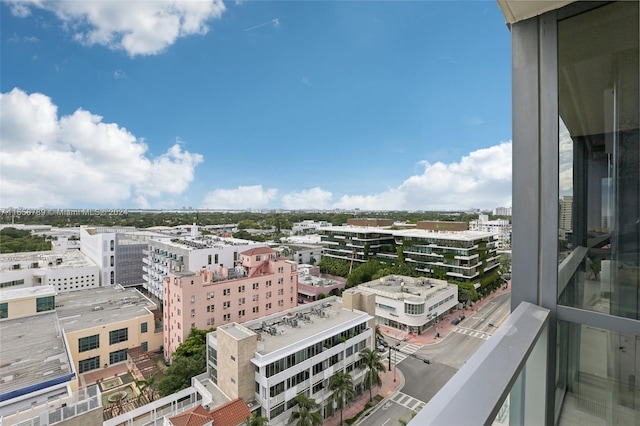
393,342,401,382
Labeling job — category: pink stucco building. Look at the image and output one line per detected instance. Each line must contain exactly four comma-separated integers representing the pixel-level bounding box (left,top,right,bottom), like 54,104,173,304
162,247,298,362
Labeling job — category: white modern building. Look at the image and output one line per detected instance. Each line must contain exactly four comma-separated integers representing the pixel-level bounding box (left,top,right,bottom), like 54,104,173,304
144,236,267,300
492,207,512,216
0,250,100,293
290,220,331,235
356,275,458,335
469,214,512,250
277,243,323,265
203,292,375,425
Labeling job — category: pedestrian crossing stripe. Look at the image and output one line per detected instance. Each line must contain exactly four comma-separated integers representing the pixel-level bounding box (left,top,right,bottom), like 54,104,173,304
390,343,421,365
391,392,426,411
452,327,491,340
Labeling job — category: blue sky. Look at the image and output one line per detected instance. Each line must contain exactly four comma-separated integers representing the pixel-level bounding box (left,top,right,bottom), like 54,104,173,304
1,0,512,211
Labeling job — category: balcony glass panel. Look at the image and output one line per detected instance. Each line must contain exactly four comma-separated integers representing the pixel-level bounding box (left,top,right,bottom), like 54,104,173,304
557,1,639,320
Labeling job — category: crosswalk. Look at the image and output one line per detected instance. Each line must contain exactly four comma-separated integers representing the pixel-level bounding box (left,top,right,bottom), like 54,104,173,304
389,343,422,365
452,326,491,340
390,391,426,412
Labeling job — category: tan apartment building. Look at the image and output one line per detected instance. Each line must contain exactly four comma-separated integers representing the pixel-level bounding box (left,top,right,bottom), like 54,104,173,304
163,247,298,362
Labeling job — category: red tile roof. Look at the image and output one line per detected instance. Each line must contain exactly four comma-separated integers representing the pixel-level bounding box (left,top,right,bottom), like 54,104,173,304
168,405,214,426
210,398,251,426
241,246,275,256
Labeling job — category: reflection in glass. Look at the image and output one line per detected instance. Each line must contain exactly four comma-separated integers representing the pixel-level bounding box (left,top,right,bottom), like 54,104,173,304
557,1,639,320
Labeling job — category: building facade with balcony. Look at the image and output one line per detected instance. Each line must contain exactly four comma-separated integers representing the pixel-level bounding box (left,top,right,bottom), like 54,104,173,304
144,236,267,301
204,291,375,426
162,247,298,362
411,2,639,425
318,226,398,265
356,275,457,335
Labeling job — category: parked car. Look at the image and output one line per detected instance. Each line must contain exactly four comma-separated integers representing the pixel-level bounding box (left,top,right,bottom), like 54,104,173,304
451,318,461,325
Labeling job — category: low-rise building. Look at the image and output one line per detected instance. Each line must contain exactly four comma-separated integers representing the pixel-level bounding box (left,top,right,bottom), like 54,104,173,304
297,273,345,302
162,247,298,362
469,214,512,249
204,292,375,426
0,250,100,293
277,243,322,265
356,275,458,335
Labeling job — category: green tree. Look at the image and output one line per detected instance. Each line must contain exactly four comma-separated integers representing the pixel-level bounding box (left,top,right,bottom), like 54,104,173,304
499,254,512,279
288,393,323,426
157,348,205,396
329,371,355,425
134,373,157,403
358,348,386,402
375,325,384,342
157,327,214,396
244,412,269,426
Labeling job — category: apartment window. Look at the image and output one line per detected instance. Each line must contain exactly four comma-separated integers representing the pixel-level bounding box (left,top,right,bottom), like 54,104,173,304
278,278,284,285
110,256,114,267
252,294,259,302
0,303,7,319
78,356,100,373
141,341,148,352
36,296,55,312
266,280,271,287
238,309,245,317
207,318,215,326
141,322,148,333
266,303,271,310
109,328,128,345
253,282,259,290
191,309,195,317
278,300,284,307
223,301,230,309
78,334,100,352
223,313,230,321
239,297,245,305
215,254,218,264
206,291,214,299
253,306,259,313
256,255,261,261
223,288,230,296
208,255,212,265
207,305,215,312
278,289,284,296
290,286,294,293
191,295,195,303
238,285,245,293
109,349,127,364
266,291,272,299
278,267,284,273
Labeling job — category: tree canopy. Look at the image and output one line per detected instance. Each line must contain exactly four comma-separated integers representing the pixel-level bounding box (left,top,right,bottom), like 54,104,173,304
0,227,51,253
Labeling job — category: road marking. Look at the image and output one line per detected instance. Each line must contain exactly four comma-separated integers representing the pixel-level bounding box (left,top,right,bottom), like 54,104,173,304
390,343,421,365
391,391,426,411
381,418,390,426
452,327,491,340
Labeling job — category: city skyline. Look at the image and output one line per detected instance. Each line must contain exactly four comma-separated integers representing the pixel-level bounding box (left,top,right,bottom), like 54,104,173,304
1,1,512,211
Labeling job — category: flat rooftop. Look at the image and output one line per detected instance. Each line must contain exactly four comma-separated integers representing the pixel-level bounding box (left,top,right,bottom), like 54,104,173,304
56,286,156,333
393,229,496,241
357,275,453,301
218,297,370,357
0,312,73,396
0,285,56,302
0,250,97,272
298,274,343,288
150,236,262,251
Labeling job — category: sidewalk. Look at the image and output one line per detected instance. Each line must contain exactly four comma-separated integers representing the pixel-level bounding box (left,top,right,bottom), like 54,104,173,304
323,366,404,426
379,282,511,346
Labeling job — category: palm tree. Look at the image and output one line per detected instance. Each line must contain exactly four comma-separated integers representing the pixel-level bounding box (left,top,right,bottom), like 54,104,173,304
134,373,157,404
358,347,386,402
329,371,355,425
244,411,268,426
375,325,384,342
288,393,323,426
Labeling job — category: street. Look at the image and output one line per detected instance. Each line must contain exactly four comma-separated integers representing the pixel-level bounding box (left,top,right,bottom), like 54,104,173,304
360,291,511,426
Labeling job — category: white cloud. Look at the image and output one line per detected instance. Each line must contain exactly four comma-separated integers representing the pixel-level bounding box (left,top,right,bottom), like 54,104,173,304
333,142,512,210
202,185,278,209
282,187,332,210
0,88,203,208
113,69,127,79
7,0,226,57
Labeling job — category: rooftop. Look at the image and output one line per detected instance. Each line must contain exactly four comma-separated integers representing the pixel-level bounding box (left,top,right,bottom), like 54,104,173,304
356,275,453,301
0,312,73,398
56,286,156,333
150,235,262,251
216,296,371,361
0,250,97,272
0,285,57,302
393,229,496,241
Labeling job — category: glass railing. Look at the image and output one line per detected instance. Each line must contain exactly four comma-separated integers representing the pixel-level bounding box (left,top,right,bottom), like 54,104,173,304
409,302,550,426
